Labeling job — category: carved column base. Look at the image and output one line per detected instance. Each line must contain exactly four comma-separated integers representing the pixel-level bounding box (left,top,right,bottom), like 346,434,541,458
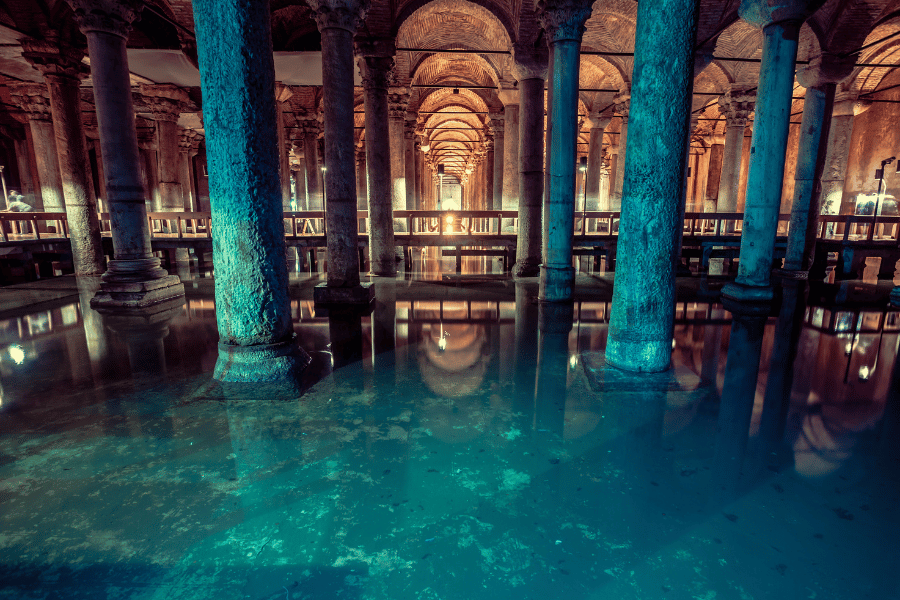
215,334,311,382
90,273,185,312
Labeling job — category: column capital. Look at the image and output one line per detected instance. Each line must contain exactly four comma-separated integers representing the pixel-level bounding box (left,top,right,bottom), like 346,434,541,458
354,36,395,58
388,88,409,118
489,113,505,135
718,88,756,128
535,0,592,43
136,126,157,150
8,83,52,121
297,113,321,136
67,0,141,38
137,84,193,121
796,52,856,88
359,55,394,91
511,40,549,81
586,116,611,129
306,0,370,34
20,38,89,81
613,94,630,119
738,0,824,28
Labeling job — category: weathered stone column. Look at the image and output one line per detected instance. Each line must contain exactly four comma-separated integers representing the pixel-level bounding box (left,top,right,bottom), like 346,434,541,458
606,0,699,372
388,88,408,227
585,115,610,211
356,150,367,210
489,113,504,210
722,0,822,303
21,39,104,274
824,99,866,217
193,0,307,380
512,41,548,277
404,118,417,210
136,127,160,211
358,44,396,277
609,95,629,210
13,137,36,199
275,83,293,209
483,136,494,211
300,115,323,210
782,55,854,273
716,89,755,213
309,0,374,304
9,85,64,211
537,0,592,300
703,134,724,212
139,84,190,213
68,0,184,310
179,129,201,212
498,91,519,212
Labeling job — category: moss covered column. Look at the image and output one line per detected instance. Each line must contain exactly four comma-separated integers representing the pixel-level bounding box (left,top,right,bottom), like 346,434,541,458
68,0,184,310
722,0,823,303
309,0,374,305
192,0,309,380
605,0,699,373
512,41,548,277
536,0,592,301
358,43,396,277
21,39,104,274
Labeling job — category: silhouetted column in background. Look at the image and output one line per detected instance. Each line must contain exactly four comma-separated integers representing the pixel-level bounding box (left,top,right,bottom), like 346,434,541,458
490,113,504,211
512,41,548,277
609,96,629,210
585,115,610,211
716,89,754,215
193,0,307,380
499,91,519,213
388,88,408,229
606,0,699,373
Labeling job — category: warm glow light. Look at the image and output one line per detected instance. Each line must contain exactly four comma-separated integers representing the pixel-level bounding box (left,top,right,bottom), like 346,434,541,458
858,365,871,381
569,355,577,369
446,216,454,224
438,337,447,351
845,342,853,355
8,344,24,365
421,144,430,153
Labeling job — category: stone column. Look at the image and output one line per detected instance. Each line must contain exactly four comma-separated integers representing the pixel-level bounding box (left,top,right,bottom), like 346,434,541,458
358,44,396,277
68,0,184,310
606,0,699,373
300,116,323,210
489,114,504,210
9,85,64,211
585,116,610,211
136,127,160,211
484,136,494,211
703,135,724,212
193,0,307,380
824,99,865,217
782,55,854,273
404,118,417,210
275,83,293,210
609,95,629,210
139,84,190,214
13,137,36,199
498,91,519,212
356,150,367,210
716,89,755,213
388,88,409,226
512,41,548,277
308,0,373,304
20,39,105,274
537,0,592,300
722,0,821,303
179,129,199,212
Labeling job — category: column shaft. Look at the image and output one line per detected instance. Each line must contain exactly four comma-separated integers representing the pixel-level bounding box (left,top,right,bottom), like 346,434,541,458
404,129,416,210
704,142,724,212
514,77,545,277
610,119,628,210
585,124,605,210
362,58,396,276
29,118,64,211
718,125,744,212
502,104,519,210
491,127,504,210
156,119,183,211
389,110,406,219
303,129,322,210
606,0,698,372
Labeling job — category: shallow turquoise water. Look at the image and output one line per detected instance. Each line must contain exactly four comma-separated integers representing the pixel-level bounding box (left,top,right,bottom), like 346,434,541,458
0,274,897,600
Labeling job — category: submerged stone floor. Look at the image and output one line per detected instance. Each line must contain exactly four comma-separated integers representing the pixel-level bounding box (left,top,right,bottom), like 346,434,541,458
0,266,897,600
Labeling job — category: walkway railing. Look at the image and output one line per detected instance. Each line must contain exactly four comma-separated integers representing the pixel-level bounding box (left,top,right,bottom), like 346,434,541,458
1,210,898,245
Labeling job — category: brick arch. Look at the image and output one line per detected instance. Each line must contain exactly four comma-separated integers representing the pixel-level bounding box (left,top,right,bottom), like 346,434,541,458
394,0,515,44
415,87,491,114
411,52,500,88
424,110,485,131
848,16,900,94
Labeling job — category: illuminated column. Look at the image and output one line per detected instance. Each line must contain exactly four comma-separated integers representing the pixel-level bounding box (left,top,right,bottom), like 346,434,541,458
512,40,548,276
716,89,755,213
609,94,629,211
537,0,593,300
585,115,610,211
498,91,519,212
300,115,323,210
20,39,105,274
824,99,868,217
388,88,409,228
9,85,63,211
722,0,822,303
68,0,184,310
404,118,417,210
275,83,293,210
193,0,308,379
606,0,699,372
308,0,374,304
136,127,160,211
139,84,190,213
489,113,504,210
703,134,724,212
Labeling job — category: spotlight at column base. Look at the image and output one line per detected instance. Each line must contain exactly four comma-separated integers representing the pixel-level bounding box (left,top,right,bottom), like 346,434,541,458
90,274,185,312
313,282,375,307
721,281,775,304
604,337,672,374
538,264,575,302
214,335,311,383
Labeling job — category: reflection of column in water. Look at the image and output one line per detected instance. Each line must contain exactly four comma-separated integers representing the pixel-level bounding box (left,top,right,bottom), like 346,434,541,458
77,277,114,381
879,335,900,465
712,300,768,500
513,283,539,418
101,303,182,377
753,280,807,473
371,281,397,390
327,307,366,377
700,307,725,387
535,302,573,437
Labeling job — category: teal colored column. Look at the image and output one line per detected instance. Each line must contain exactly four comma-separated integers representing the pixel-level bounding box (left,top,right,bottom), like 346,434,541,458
722,0,823,302
193,0,308,381
605,0,699,373
537,0,592,301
